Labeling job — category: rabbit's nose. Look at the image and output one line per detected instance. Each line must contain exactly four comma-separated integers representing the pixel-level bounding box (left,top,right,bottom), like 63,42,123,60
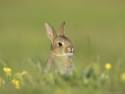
67,47,74,53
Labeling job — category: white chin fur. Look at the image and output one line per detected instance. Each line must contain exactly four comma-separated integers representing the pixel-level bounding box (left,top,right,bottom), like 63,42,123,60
53,52,73,57
66,53,73,56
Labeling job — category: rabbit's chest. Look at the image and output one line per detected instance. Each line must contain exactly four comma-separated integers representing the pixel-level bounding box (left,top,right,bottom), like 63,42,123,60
54,57,74,75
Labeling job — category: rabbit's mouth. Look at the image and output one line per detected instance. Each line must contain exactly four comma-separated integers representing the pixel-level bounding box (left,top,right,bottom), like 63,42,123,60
66,47,74,55
52,47,74,57
52,51,73,57
66,52,74,57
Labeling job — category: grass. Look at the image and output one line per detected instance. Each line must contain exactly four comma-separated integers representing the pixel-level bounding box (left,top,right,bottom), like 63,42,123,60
0,56,125,94
0,0,125,94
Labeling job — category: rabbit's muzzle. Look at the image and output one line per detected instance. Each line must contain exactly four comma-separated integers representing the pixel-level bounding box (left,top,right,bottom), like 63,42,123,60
65,47,74,56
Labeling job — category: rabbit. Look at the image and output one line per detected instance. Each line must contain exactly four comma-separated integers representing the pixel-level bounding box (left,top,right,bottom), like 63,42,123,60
44,22,75,76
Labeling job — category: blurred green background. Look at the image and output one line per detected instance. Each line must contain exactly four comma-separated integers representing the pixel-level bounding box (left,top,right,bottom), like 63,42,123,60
0,0,125,94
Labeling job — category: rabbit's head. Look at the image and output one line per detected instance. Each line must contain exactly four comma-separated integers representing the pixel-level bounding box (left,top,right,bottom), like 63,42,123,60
45,22,74,57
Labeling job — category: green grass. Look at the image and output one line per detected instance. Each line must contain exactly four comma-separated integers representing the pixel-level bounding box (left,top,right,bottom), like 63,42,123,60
0,0,125,94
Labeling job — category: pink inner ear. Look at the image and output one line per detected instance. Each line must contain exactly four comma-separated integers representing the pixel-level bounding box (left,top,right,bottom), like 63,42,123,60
48,31,53,37
45,22,57,42
44,23,53,35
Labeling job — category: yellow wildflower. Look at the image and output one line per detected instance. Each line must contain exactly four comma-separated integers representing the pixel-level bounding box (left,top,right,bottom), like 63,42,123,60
12,79,21,89
3,67,12,76
105,63,112,70
120,72,125,81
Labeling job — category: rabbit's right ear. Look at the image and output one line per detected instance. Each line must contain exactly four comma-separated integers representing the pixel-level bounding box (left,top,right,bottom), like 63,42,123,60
59,21,65,36
44,22,57,44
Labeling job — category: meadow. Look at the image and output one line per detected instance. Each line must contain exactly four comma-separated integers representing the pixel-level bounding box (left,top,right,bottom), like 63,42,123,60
0,0,125,94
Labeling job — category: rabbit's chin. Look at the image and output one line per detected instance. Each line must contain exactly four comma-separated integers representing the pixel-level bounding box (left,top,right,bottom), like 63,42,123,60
61,52,74,57
53,52,73,57
66,52,74,57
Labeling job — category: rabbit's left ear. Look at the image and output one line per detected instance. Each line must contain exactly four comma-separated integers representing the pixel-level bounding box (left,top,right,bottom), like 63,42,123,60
44,22,57,44
59,21,66,36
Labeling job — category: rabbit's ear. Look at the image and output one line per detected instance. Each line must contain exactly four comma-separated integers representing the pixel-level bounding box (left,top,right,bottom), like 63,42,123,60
59,21,66,36
44,22,57,43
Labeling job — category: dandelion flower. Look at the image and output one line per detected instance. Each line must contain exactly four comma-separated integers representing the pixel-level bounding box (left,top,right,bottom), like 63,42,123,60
12,79,21,89
3,67,12,76
105,63,112,70
120,72,125,81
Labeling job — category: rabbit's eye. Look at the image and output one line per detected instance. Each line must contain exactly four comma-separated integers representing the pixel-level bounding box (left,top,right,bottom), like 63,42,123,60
58,42,63,47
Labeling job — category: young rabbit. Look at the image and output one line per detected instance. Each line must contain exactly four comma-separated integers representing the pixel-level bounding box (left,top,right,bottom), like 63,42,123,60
44,22,75,76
